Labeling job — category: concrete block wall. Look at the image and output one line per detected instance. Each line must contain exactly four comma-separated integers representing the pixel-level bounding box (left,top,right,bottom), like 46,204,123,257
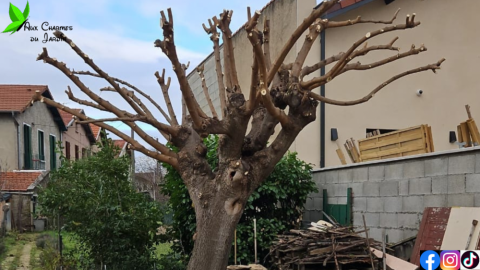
304,148,480,244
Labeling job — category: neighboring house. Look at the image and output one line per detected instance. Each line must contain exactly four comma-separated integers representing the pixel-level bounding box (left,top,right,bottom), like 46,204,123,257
59,109,96,161
0,85,67,171
113,139,129,157
0,171,49,232
187,0,480,168
134,172,167,202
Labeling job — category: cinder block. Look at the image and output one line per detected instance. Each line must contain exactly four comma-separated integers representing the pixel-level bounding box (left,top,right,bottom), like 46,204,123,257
350,183,364,197
353,212,364,227
313,197,323,210
403,229,418,239
432,175,447,194
399,180,409,195
425,157,448,177
353,197,367,212
448,175,466,194
338,197,347,204
397,213,419,229
402,196,424,212
409,177,432,195
312,172,326,185
334,184,348,197
384,197,403,213
302,210,311,221
424,195,447,208
352,167,369,182
385,163,404,180
363,182,380,196
310,211,323,222
380,181,399,196
369,165,385,181
364,213,380,227
404,160,425,179
448,154,476,175
328,197,338,204
325,170,339,184
447,194,475,207
386,229,405,243
475,194,480,207
338,169,353,183
476,154,480,173
369,228,384,242
367,197,384,212
380,213,398,228
466,174,480,193
306,197,314,209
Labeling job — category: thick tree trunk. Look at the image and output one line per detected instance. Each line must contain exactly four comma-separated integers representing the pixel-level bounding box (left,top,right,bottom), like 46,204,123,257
187,199,242,270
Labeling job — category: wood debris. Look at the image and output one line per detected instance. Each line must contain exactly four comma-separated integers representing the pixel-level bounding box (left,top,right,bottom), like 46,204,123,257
269,223,384,269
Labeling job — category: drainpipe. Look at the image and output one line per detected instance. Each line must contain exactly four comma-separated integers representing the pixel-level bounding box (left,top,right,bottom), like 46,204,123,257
12,112,21,170
320,31,326,168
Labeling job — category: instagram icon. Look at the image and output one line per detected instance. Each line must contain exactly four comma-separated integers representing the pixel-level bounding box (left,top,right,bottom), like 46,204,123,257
441,250,460,270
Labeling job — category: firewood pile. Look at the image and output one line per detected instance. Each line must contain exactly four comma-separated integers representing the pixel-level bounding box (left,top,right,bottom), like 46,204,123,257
269,222,384,270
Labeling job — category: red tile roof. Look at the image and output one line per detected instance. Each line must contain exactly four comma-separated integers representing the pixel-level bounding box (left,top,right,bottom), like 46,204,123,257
90,124,102,140
113,140,127,149
0,171,43,192
0,85,49,112
59,109,83,127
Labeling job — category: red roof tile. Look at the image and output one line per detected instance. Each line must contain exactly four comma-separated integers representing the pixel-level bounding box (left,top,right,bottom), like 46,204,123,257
113,140,127,149
59,109,83,127
0,171,43,192
0,85,49,112
90,124,102,140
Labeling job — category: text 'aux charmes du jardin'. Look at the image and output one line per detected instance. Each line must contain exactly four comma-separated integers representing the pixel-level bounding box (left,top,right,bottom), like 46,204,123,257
25,22,73,43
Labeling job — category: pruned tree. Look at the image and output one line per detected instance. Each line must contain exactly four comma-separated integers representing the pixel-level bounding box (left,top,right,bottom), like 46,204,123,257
32,1,444,269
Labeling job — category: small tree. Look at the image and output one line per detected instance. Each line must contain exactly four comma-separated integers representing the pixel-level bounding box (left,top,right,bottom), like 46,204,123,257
162,135,316,266
39,141,164,269
32,1,444,268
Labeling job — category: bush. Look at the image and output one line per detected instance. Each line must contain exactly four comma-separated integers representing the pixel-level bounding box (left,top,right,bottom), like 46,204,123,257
0,238,5,256
35,233,56,249
161,135,316,266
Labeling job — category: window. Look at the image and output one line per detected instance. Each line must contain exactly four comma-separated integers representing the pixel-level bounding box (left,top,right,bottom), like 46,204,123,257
49,135,57,170
23,124,32,169
38,130,45,161
75,145,79,160
65,141,71,160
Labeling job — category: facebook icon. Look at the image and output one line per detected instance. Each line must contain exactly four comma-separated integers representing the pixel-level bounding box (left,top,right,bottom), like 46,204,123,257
420,250,440,270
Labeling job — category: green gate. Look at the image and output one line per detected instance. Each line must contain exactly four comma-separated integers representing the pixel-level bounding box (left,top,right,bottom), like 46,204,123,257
322,188,352,226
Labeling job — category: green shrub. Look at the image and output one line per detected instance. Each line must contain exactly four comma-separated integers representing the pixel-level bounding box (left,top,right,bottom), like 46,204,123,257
35,234,56,249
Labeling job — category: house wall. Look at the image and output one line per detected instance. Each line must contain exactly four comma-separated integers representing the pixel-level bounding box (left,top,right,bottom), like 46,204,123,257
186,0,322,166
62,122,93,161
315,0,480,168
304,147,480,243
14,102,62,170
0,114,18,170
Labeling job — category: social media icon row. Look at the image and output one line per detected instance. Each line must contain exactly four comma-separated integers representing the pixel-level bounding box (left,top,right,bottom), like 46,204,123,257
420,250,480,270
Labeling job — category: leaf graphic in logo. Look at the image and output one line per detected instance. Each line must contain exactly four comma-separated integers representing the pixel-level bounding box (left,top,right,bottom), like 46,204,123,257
2,20,23,34
4,1,29,35
9,2,24,22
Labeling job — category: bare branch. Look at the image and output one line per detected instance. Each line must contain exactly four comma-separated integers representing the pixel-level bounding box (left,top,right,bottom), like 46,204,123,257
323,8,400,28
31,91,178,168
197,64,219,118
155,8,205,128
291,19,322,77
155,69,179,126
307,59,445,105
36,46,177,156
77,116,146,124
263,18,272,70
203,17,227,118
73,70,173,125
65,86,106,111
301,17,421,90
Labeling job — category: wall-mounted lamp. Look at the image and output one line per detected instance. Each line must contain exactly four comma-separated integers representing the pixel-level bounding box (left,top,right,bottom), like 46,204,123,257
449,131,457,143
331,128,338,141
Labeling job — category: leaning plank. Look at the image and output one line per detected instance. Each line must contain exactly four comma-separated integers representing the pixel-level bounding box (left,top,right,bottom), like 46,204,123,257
371,248,418,270
460,121,471,147
336,148,347,165
467,119,480,145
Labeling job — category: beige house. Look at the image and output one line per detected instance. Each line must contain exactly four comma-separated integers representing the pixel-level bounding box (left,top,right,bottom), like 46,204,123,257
59,109,96,161
187,0,480,169
0,85,66,171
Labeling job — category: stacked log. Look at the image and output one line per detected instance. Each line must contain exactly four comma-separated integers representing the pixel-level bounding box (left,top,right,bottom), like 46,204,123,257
270,224,384,269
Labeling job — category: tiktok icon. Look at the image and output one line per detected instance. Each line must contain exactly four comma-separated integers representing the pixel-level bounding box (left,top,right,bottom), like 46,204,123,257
461,251,479,269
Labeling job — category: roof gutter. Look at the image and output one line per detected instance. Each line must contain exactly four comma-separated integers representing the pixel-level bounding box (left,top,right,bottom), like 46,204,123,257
11,112,21,170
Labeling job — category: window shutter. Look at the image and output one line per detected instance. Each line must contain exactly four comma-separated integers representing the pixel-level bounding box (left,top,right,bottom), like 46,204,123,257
50,135,56,170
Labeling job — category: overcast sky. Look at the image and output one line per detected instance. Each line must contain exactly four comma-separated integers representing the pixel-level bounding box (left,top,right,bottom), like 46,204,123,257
0,0,277,147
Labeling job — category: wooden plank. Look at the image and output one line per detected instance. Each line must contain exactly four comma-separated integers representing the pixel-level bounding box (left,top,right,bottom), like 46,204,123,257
461,121,472,147
458,124,464,143
358,125,423,142
427,125,435,152
344,143,354,163
350,138,362,162
361,140,425,160
371,248,418,270
422,125,430,153
467,119,480,145
336,148,347,165
359,129,424,151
